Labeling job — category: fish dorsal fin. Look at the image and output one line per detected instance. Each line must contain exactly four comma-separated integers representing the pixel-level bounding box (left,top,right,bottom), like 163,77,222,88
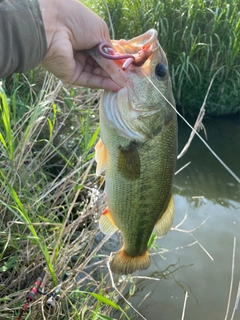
99,207,118,235
154,194,174,236
117,141,140,180
95,138,107,176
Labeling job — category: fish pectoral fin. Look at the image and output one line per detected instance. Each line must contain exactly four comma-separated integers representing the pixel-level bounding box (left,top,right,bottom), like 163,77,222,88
117,141,140,181
95,138,107,176
154,194,174,236
99,207,118,235
110,247,150,275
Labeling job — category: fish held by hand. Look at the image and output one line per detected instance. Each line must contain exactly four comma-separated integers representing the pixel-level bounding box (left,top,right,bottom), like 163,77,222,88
88,29,178,275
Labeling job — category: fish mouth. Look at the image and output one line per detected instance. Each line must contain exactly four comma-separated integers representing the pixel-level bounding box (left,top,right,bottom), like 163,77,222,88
89,29,159,87
100,29,159,70
111,29,159,57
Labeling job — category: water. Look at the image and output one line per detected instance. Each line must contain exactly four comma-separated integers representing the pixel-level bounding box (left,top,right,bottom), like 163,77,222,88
128,115,240,319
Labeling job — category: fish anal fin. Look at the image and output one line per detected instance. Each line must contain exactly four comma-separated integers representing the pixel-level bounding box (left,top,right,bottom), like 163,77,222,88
154,194,174,237
117,141,140,181
95,138,107,176
99,207,118,235
110,247,150,275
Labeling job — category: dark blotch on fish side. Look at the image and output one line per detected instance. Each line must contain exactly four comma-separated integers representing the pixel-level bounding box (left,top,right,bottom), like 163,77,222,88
117,141,140,180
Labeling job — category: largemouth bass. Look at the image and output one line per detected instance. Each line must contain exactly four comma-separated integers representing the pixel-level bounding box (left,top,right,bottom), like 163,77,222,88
89,29,177,275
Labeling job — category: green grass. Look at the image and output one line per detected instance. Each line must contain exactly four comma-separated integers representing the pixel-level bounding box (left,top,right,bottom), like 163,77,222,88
83,0,240,116
0,73,135,319
1,71,164,319
1,0,239,318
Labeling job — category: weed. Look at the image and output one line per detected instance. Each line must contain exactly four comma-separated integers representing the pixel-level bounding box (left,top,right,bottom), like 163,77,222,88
84,0,240,116
0,74,129,319
1,1,239,318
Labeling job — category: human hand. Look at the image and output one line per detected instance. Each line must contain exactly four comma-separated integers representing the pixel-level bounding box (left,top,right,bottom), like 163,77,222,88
39,0,121,91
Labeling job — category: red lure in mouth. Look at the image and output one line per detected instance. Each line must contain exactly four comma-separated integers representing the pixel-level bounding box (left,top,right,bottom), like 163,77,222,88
97,42,153,71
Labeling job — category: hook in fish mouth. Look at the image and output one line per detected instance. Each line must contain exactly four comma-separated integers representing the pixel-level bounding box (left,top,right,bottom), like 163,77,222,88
97,42,153,71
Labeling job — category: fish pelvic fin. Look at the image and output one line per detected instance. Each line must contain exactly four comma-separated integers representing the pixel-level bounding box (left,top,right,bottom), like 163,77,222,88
95,138,107,176
154,194,174,236
99,207,118,235
110,247,150,275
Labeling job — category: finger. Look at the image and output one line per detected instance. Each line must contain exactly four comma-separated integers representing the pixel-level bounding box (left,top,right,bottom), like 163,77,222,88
74,53,108,77
72,70,121,91
72,54,122,91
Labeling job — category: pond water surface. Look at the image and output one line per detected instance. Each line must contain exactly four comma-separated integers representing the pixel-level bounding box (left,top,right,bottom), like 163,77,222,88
128,115,240,319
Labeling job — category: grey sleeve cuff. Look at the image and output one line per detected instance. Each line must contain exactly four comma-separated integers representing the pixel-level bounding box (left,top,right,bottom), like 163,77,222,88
0,0,47,77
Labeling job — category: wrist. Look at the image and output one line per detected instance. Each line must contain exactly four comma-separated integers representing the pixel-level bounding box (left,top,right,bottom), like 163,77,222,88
38,0,60,49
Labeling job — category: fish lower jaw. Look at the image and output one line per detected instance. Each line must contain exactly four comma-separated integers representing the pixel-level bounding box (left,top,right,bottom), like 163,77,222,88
110,247,150,275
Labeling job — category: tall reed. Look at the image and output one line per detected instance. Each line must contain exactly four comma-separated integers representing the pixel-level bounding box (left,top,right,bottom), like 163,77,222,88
0,73,130,319
84,0,240,116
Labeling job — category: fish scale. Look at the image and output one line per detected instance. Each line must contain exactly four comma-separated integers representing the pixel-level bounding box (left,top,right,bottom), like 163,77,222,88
89,29,178,274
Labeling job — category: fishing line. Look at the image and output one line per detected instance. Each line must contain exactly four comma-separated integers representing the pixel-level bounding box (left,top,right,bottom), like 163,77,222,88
143,72,240,184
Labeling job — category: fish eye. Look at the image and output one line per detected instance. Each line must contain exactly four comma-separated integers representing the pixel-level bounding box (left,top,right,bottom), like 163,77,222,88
155,63,167,78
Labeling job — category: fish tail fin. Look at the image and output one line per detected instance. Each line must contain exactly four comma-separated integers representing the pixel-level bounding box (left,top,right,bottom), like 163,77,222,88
110,247,150,275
